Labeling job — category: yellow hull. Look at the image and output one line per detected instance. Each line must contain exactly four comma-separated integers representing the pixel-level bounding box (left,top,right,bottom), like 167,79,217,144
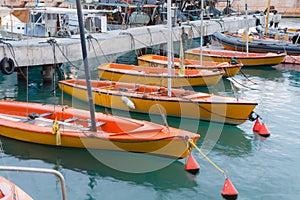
0,125,196,158
185,50,286,67
59,81,257,125
98,63,223,87
138,55,241,78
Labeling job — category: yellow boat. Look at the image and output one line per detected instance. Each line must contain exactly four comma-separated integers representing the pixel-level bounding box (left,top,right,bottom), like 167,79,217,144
58,79,258,125
97,63,224,87
185,47,286,67
0,100,199,159
138,54,242,78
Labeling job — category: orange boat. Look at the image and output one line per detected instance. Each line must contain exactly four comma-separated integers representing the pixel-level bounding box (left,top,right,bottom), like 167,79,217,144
58,79,258,125
138,54,242,78
0,176,32,200
97,63,224,87
0,100,199,159
185,47,286,67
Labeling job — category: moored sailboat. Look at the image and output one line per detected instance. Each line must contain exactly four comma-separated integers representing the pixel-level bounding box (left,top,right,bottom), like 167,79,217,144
58,79,258,125
97,63,224,87
138,54,242,77
185,46,286,67
0,100,199,158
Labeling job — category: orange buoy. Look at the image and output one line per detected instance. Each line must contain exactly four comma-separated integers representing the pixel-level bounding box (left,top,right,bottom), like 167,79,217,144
221,178,238,200
184,154,200,175
253,119,262,132
258,123,270,137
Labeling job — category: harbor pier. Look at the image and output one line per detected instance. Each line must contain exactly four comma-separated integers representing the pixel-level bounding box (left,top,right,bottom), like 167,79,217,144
0,15,257,80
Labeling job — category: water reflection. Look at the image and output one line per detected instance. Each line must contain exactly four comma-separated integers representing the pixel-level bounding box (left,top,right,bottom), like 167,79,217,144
276,63,300,72
0,137,197,190
287,70,300,88
198,122,252,157
239,67,283,80
17,79,59,103
0,73,18,99
273,64,300,89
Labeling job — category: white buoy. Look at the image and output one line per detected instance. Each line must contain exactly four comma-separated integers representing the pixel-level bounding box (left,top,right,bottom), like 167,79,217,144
121,96,135,109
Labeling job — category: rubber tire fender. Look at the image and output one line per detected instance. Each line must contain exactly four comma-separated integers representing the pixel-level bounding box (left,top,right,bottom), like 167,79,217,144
0,57,15,75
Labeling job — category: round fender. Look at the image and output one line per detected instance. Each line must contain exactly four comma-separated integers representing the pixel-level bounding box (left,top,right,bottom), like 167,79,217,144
0,57,15,75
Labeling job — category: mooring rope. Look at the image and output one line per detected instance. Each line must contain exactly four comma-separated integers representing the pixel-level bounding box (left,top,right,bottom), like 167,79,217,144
52,41,79,70
86,35,110,63
119,32,140,57
228,75,260,90
86,35,102,64
189,139,226,175
238,68,259,85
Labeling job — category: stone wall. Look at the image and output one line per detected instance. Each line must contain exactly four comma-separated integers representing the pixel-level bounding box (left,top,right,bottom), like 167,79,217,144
217,0,300,17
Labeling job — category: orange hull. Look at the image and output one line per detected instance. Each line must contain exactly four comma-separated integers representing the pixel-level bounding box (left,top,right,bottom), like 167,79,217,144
0,100,199,159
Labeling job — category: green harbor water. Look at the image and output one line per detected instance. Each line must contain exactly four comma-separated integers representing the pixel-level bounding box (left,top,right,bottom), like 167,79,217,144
1,19,300,200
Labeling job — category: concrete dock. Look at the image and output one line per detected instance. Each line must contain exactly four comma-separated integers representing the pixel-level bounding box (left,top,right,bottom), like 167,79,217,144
0,15,256,72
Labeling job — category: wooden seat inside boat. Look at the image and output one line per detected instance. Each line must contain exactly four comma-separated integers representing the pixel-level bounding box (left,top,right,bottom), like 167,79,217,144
114,82,139,92
64,117,79,123
0,112,107,130
62,117,106,128
182,93,211,99
93,81,115,89
136,85,164,94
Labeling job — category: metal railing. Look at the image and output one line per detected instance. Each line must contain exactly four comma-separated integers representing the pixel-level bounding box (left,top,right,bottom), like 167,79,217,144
0,166,67,200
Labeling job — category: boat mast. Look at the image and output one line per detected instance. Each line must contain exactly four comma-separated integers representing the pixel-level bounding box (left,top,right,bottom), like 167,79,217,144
200,0,204,66
179,32,185,76
167,0,172,97
75,0,97,132
265,0,271,35
245,0,249,55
